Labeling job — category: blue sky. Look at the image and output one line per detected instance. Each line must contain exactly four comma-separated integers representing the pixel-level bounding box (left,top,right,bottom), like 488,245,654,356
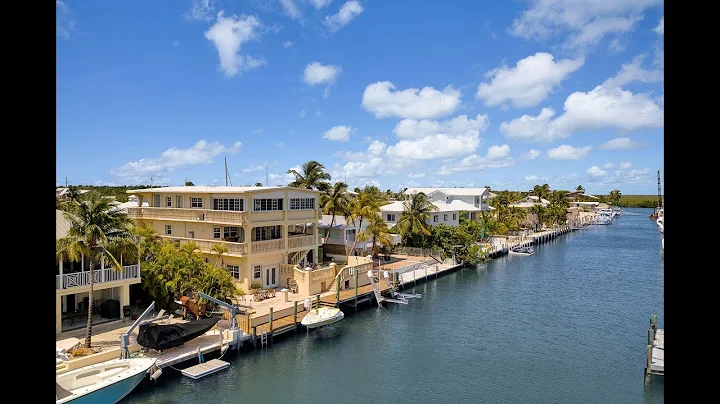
56,0,664,195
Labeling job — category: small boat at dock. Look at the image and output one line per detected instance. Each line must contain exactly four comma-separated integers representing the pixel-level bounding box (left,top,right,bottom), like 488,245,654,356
301,307,345,329
509,245,534,256
56,357,157,404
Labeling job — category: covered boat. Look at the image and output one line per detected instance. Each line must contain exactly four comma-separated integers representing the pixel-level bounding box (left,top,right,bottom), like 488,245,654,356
136,316,219,351
56,358,156,404
509,245,534,256
301,307,345,329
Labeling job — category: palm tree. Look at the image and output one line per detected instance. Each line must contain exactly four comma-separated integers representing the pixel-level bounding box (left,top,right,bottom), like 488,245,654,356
320,182,352,240
345,187,382,254
56,193,137,348
576,185,585,193
397,192,437,246
358,216,393,258
210,242,228,267
529,204,545,230
287,160,332,192
609,189,622,205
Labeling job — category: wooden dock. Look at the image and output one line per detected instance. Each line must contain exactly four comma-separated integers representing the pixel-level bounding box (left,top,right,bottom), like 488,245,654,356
181,358,231,379
644,315,664,383
143,330,250,369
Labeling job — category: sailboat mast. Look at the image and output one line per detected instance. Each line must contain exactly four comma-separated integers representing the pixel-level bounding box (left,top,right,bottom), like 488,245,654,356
657,170,662,208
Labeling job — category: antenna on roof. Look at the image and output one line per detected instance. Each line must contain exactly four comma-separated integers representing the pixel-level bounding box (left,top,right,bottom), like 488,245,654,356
225,157,233,186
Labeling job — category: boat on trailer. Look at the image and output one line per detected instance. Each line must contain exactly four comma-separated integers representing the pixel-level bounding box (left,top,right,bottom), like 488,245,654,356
509,245,535,256
56,357,157,404
301,307,345,329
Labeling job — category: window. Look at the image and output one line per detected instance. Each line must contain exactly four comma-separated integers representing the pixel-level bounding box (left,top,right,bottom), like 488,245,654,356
253,265,261,280
213,227,221,239
177,195,184,208
453,213,457,221
346,229,356,241
443,214,448,221
253,198,283,211
213,198,244,211
386,213,396,222
166,197,172,207
165,225,172,235
191,197,203,208
226,265,240,280
224,226,239,239
188,231,194,238
433,215,438,222
254,225,281,241
474,196,481,206
153,194,161,207
289,198,315,210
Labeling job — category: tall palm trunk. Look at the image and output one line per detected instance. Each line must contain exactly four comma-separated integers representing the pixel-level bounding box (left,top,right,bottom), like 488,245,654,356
85,252,95,348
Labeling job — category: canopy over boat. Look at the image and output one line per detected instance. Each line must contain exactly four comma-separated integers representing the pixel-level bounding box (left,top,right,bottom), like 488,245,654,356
137,316,219,351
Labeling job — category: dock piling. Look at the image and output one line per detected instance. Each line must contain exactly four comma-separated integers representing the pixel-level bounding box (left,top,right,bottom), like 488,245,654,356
269,307,274,345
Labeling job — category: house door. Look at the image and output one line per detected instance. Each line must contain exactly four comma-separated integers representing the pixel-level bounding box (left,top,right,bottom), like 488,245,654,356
264,266,278,288
66,294,75,313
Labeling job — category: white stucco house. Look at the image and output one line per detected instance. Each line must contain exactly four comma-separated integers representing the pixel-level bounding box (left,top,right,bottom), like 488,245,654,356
401,187,494,221
510,195,551,209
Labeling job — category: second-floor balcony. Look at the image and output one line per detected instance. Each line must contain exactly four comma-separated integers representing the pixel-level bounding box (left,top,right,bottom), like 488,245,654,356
161,236,248,256
128,207,247,224
56,265,141,291
127,206,320,224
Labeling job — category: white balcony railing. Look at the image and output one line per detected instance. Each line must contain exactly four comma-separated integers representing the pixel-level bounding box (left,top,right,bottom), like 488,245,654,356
251,239,283,254
56,265,140,290
162,236,247,256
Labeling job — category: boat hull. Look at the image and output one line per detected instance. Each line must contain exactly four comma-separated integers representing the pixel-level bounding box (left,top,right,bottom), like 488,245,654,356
301,308,345,329
57,358,156,404
60,369,148,404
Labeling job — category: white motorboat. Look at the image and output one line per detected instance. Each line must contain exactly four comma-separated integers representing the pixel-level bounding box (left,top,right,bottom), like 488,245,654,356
656,207,664,234
591,213,612,225
509,245,534,256
301,307,345,329
56,357,157,404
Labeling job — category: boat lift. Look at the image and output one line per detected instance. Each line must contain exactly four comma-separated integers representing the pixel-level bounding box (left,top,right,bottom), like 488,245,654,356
120,301,159,360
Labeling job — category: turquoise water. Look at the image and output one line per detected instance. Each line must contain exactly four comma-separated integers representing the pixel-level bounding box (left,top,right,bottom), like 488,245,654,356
124,207,664,404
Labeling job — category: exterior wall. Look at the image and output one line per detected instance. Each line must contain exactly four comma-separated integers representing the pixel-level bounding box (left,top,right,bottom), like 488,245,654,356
246,253,284,290
56,284,132,335
381,210,462,227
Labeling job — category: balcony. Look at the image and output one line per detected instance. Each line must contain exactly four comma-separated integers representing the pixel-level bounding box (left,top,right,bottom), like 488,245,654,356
162,236,247,256
251,239,283,254
286,209,318,221
287,234,316,249
56,265,140,290
127,207,247,224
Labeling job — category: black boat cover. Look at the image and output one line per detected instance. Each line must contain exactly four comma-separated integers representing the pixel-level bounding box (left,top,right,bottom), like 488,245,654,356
136,316,219,350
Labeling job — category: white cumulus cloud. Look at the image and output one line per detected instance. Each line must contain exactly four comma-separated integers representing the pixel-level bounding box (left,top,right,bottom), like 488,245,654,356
56,1,75,39
393,114,489,139
310,0,333,8
476,52,584,108
362,81,462,120
303,62,342,85
439,144,513,174
325,0,364,32
525,175,539,182
204,12,265,77
521,149,541,160
547,144,592,160
500,56,663,143
280,0,303,21
111,140,242,179
323,125,353,141
509,0,663,50
599,137,646,150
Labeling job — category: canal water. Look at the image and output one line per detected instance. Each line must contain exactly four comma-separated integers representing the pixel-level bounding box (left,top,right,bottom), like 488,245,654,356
124,207,664,404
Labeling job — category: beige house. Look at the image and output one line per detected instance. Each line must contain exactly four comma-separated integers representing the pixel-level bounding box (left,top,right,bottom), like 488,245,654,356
56,210,141,334
126,186,322,293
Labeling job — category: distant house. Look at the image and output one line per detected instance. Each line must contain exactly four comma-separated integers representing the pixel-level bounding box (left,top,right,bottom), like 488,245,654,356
380,199,481,228
55,187,90,200
314,215,400,261
510,195,550,209
566,190,599,200
402,187,494,221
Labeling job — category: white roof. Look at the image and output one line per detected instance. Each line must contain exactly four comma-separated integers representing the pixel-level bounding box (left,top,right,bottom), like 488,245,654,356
403,187,490,197
380,199,481,213
126,186,320,195
572,201,599,205
317,215,360,228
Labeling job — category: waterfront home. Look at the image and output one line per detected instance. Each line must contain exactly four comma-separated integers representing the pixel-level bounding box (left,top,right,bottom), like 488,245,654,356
402,187,494,220
380,199,481,228
56,210,141,334
125,186,321,293
509,195,550,209
566,189,599,201
570,201,600,211
314,215,401,262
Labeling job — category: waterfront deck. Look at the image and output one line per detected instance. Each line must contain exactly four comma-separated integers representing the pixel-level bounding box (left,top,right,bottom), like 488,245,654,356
644,315,664,383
